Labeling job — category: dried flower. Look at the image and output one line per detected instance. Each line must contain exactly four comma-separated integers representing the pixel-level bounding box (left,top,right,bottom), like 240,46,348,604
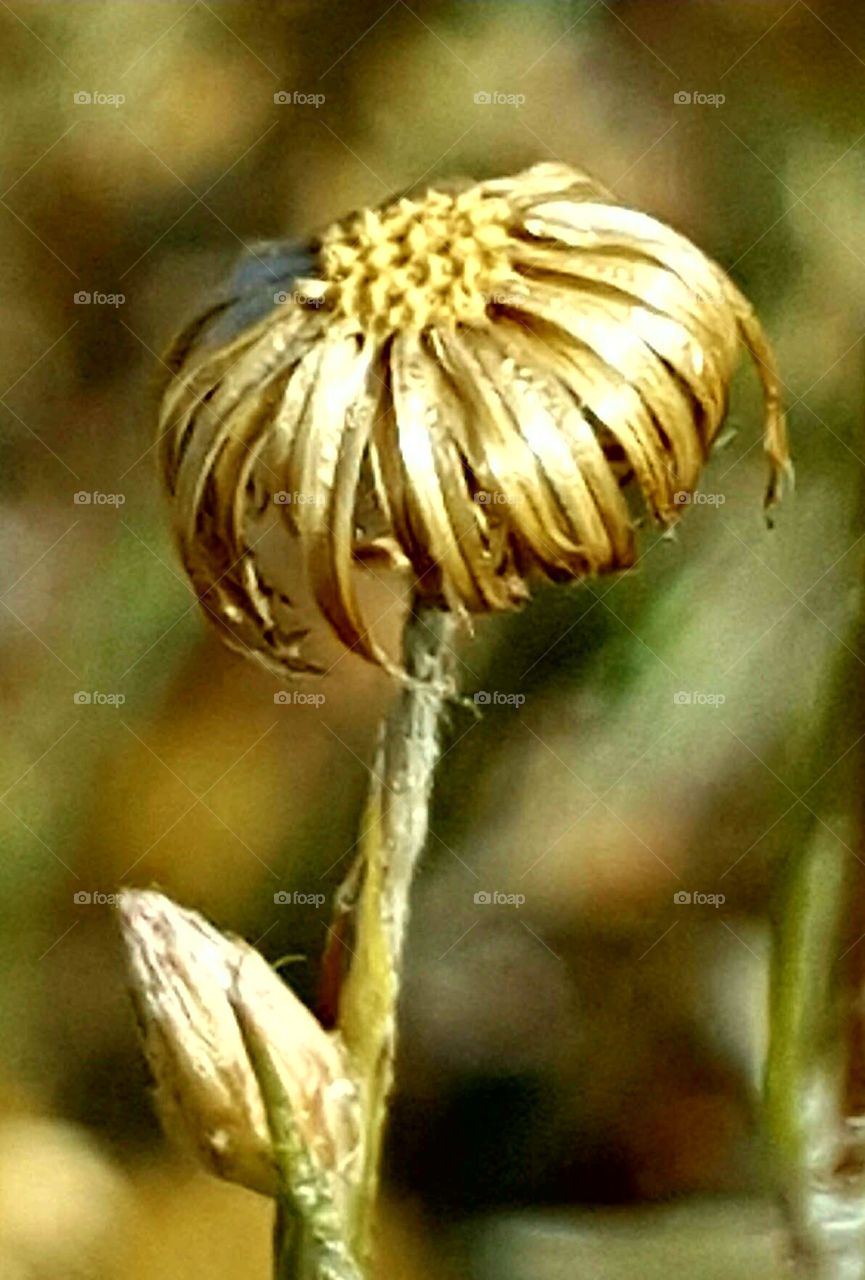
159,161,790,674
118,890,360,1203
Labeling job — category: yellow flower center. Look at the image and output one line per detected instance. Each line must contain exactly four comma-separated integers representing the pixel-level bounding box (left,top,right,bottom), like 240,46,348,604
318,187,514,333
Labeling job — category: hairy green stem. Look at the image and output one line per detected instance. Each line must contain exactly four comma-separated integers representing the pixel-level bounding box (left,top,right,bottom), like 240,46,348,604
336,601,459,1268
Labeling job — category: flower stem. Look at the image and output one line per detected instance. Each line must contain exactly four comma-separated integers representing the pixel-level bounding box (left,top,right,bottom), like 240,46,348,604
336,600,459,1267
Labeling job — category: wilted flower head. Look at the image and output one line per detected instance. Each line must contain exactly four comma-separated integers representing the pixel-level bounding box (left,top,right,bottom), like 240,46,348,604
118,890,359,1203
160,161,790,674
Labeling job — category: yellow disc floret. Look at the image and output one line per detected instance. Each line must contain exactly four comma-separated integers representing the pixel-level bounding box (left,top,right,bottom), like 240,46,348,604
319,187,514,333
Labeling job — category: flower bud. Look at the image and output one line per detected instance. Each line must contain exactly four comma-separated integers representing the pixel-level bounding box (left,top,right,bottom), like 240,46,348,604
117,890,360,1204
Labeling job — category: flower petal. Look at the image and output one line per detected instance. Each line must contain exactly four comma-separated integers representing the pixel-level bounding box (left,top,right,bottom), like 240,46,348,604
498,278,705,497
388,330,526,612
467,324,633,573
437,328,592,574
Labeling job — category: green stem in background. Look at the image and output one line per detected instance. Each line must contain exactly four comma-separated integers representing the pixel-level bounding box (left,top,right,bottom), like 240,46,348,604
766,553,865,1279
767,817,865,1277
335,600,459,1267
766,820,849,1275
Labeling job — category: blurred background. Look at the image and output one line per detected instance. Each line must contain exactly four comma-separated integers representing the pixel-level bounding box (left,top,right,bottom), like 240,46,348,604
1,1,864,1275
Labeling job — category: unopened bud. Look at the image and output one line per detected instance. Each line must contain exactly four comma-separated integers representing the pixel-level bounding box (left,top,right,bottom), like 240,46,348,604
117,890,360,1204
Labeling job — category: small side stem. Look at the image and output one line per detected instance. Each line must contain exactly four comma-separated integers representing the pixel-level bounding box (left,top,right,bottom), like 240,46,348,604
231,980,363,1280
336,600,459,1267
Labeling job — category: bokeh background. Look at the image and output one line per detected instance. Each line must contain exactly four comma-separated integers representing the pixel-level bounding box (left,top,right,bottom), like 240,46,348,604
2,1,864,1276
